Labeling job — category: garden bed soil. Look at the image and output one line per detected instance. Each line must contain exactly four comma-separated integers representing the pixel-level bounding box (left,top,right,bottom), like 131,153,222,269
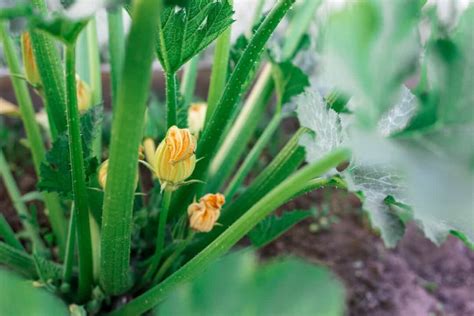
261,190,474,316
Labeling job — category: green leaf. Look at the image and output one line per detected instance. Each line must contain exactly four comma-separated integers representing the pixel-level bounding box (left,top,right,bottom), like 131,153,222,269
0,269,68,316
272,61,310,106
321,0,421,127
248,210,312,247
344,164,406,247
156,0,234,73
32,254,63,284
38,106,102,198
156,251,345,316
296,89,345,163
31,14,88,44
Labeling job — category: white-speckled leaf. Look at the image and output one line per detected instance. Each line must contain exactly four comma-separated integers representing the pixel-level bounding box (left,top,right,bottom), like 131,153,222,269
344,163,406,247
378,86,418,136
296,90,344,163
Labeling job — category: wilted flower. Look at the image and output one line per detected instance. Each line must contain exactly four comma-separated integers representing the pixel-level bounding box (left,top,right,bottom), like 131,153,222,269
21,32,41,87
187,193,225,232
76,75,92,113
152,126,196,190
187,102,207,135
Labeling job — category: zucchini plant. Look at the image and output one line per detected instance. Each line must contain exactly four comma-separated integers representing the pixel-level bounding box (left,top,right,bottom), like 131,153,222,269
0,0,472,315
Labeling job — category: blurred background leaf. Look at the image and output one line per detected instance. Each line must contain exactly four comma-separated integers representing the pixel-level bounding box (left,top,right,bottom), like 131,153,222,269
156,251,345,316
0,269,69,316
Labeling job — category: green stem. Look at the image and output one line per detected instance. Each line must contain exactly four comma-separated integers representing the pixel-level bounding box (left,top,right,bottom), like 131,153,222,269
224,114,281,200
205,0,233,123
100,0,162,295
207,64,274,192
86,18,103,107
141,190,172,284
85,18,103,158
172,0,295,213
65,45,93,301
180,55,200,107
109,148,350,316
151,231,194,285
197,0,294,180
0,214,24,251
0,23,67,255
62,207,76,283
30,0,67,138
188,128,307,256
166,72,178,128
107,7,125,110
0,150,46,254
248,0,266,36
208,0,320,192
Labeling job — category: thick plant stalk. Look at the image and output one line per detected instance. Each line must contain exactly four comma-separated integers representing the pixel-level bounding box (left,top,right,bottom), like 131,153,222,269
100,0,162,295
0,24,67,255
65,45,94,301
205,0,233,123
109,148,350,316
30,0,67,138
166,72,178,128
107,7,125,110
0,150,46,254
180,55,200,107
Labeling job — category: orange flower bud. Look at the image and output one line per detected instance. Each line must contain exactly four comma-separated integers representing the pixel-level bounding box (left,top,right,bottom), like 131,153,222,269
21,32,41,87
187,102,207,135
187,193,225,232
97,160,109,189
98,159,139,190
152,126,196,190
76,75,92,113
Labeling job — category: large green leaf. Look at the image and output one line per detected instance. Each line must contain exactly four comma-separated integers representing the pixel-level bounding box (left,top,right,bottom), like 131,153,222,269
156,0,234,73
320,0,421,128
155,251,345,316
0,269,68,316
302,3,474,246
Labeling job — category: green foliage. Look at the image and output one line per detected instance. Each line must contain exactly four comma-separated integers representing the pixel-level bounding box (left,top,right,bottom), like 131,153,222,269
156,251,345,316
33,254,63,284
321,0,421,127
31,14,87,44
0,269,68,316
156,0,234,73
38,106,102,198
299,3,474,247
272,61,310,106
248,210,312,247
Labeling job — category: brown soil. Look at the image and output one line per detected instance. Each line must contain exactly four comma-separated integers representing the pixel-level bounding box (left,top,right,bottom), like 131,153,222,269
261,190,474,316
